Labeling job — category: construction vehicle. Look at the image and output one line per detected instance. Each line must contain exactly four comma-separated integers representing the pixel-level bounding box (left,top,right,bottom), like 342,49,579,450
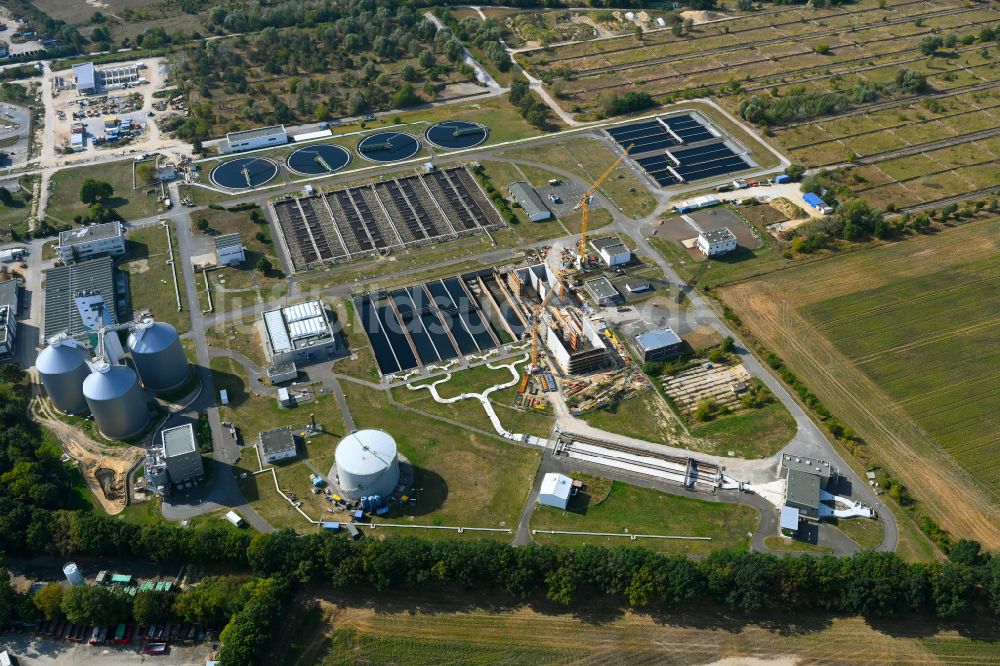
575,143,633,269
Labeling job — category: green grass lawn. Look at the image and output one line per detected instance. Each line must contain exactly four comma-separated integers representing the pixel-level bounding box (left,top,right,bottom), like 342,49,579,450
531,480,758,555
211,356,348,446
48,160,163,223
501,137,656,219
205,318,268,368
649,232,794,290
0,189,32,240
342,381,541,529
120,224,191,333
833,517,885,550
395,363,555,439
689,402,797,458
331,299,381,383
580,392,678,444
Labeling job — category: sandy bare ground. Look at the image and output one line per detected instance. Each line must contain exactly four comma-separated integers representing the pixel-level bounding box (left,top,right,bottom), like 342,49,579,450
32,395,143,515
718,219,1000,549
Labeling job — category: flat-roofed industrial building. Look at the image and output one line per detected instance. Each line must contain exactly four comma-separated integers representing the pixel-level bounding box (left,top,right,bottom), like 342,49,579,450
0,305,16,360
634,327,684,362
57,222,125,262
43,257,120,339
72,62,142,95
584,276,622,306
144,423,204,495
214,233,245,266
259,428,298,464
261,300,339,365
590,236,631,266
780,454,838,519
223,125,288,153
697,228,737,257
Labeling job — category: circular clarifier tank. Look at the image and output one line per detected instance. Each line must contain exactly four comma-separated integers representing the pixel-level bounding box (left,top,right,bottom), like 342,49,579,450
424,120,489,150
285,143,352,176
356,132,420,163
210,157,279,189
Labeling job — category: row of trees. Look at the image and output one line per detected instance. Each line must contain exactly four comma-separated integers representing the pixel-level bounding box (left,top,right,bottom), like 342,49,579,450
739,69,927,126
509,79,552,130
241,531,1000,619
2,571,253,630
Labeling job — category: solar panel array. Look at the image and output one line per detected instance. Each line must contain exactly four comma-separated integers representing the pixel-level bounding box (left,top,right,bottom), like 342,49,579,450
271,166,504,272
607,114,751,187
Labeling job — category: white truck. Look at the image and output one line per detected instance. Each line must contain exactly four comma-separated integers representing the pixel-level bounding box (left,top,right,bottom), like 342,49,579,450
224,511,245,527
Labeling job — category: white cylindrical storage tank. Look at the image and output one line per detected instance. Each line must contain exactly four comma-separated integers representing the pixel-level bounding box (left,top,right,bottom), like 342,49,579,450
127,318,189,393
63,562,84,586
37,336,91,414
335,429,400,500
83,361,150,440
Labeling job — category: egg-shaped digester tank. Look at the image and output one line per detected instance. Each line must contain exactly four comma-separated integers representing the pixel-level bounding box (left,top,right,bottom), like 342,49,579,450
127,318,189,393
36,335,91,414
83,361,150,440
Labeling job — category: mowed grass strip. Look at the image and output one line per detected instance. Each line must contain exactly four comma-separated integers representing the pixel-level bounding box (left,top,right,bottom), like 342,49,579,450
120,225,190,333
531,480,758,555
48,160,162,223
801,256,1000,492
342,382,541,529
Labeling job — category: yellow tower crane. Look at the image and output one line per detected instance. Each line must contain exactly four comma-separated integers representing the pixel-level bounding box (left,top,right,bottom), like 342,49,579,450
576,143,634,269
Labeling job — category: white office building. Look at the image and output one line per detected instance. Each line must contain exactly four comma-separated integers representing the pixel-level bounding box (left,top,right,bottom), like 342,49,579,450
222,125,288,153
57,223,126,262
696,228,738,257
214,233,245,266
590,237,631,266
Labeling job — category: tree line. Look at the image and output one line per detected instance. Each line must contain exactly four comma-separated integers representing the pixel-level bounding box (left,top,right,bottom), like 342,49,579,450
738,68,928,127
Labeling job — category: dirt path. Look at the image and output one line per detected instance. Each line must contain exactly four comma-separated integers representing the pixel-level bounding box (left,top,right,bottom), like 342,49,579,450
32,395,143,515
718,221,1000,548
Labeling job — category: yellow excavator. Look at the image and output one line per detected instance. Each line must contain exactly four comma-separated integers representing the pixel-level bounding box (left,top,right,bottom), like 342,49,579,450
575,143,634,269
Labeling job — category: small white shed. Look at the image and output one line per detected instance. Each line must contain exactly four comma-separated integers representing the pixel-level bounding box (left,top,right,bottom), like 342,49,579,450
539,472,573,510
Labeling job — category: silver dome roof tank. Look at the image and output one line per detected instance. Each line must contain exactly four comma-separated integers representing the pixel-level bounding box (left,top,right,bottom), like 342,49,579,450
36,335,91,414
83,360,150,440
127,318,189,393
334,429,400,500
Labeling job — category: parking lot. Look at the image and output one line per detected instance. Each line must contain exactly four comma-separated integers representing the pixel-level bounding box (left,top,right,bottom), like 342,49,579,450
0,635,212,665
0,102,30,168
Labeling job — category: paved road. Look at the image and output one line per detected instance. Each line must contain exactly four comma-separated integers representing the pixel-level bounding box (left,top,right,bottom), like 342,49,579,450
164,214,272,531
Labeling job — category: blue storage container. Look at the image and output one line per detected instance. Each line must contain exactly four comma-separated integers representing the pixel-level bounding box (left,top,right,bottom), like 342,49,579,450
775,174,791,184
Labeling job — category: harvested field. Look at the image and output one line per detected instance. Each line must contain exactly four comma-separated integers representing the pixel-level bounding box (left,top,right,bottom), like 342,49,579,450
273,590,1000,666
717,217,1000,548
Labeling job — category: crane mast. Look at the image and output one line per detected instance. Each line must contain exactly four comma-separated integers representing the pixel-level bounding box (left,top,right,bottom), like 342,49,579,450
576,143,634,269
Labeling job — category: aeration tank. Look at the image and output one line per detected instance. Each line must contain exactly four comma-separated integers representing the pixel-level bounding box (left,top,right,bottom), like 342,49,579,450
127,318,189,393
36,336,91,414
83,361,150,440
